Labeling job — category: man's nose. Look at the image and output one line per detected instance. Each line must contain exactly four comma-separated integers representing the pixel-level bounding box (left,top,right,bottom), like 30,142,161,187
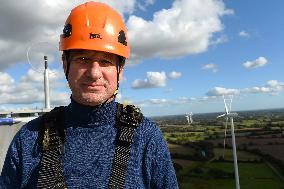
86,61,102,79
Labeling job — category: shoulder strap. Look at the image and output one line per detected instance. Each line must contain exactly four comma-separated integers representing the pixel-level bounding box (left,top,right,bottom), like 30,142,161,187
108,103,143,189
37,104,143,189
37,106,68,189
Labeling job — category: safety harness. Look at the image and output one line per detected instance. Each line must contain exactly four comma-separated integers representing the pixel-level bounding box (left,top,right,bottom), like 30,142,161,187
36,103,143,189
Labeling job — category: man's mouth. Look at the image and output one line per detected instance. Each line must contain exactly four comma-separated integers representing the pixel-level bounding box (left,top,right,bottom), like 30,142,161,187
82,82,104,90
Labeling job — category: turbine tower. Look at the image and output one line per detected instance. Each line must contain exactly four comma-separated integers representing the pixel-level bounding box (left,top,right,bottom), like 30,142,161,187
217,95,240,189
185,112,193,125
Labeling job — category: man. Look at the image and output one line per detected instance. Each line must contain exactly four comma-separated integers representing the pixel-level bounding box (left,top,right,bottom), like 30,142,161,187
1,2,178,188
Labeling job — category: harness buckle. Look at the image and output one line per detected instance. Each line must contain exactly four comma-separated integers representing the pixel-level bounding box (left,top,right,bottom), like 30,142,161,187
43,128,50,150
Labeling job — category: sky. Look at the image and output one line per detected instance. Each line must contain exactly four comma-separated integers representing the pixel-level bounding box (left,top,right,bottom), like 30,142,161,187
0,0,283,116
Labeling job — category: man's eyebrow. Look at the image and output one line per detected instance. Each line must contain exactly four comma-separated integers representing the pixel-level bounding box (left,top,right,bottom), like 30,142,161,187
70,52,90,58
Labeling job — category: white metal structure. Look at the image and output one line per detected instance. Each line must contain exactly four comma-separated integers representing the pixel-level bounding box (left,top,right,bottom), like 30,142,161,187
217,95,240,189
185,112,193,125
44,56,50,109
27,42,59,110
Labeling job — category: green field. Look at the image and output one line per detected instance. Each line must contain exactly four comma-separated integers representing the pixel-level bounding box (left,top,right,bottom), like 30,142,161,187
169,144,284,189
168,143,196,156
165,132,207,143
177,162,284,189
213,148,261,161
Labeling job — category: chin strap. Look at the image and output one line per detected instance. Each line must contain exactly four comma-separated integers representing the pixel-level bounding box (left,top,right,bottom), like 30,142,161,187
113,62,121,97
102,59,124,105
63,51,71,81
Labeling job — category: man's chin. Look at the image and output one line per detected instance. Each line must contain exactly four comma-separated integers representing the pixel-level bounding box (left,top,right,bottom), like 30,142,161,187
79,94,113,106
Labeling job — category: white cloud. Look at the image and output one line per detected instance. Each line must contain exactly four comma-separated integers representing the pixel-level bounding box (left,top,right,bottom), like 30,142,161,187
178,97,191,104
0,92,42,105
198,95,219,102
0,0,136,71
244,87,271,93
168,71,182,79
133,97,190,107
206,87,240,96
243,57,268,69
210,34,228,45
20,69,64,83
132,71,167,89
0,72,14,85
137,0,155,11
145,0,155,5
0,0,233,70
0,72,15,93
239,30,250,37
50,92,70,106
0,70,68,106
149,98,168,104
243,80,284,95
206,80,284,98
128,0,233,60
202,63,218,73
266,80,283,87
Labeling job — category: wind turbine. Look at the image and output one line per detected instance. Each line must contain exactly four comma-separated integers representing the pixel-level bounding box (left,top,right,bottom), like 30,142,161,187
185,112,193,125
217,95,240,189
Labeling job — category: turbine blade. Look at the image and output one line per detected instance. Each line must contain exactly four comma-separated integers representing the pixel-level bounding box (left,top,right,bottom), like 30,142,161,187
217,114,226,118
223,97,229,114
229,96,233,113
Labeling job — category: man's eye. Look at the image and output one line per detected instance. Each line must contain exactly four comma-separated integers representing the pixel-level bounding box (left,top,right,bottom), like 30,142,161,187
79,57,88,61
74,57,89,63
100,59,114,65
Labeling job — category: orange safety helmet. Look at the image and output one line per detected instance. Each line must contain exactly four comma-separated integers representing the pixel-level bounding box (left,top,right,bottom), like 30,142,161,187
59,1,130,59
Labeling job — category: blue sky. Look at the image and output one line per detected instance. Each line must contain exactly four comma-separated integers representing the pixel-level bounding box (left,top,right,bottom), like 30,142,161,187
0,0,283,116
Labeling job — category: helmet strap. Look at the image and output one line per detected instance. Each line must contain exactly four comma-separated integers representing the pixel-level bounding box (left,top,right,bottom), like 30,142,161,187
114,62,120,97
114,57,125,98
63,51,71,81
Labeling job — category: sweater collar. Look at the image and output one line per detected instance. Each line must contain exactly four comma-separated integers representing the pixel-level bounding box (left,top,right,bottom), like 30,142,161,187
66,97,117,127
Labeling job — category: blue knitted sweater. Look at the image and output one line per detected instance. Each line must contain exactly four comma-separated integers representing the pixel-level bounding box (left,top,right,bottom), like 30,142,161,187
1,99,178,189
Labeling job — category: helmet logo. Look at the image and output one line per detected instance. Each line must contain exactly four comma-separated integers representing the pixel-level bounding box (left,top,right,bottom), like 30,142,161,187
118,30,127,46
89,33,102,39
63,24,72,38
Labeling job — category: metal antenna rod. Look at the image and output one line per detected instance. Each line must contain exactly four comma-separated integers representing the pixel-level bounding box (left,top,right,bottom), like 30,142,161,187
44,56,50,109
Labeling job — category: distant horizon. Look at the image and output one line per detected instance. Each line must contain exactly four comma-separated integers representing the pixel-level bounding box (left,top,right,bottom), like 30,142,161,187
1,102,283,118
150,106,284,118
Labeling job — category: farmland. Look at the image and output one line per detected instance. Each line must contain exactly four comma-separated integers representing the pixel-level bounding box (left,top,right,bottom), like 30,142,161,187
153,108,284,189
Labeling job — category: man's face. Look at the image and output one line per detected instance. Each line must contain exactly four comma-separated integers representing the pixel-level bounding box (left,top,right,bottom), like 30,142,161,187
63,50,123,106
